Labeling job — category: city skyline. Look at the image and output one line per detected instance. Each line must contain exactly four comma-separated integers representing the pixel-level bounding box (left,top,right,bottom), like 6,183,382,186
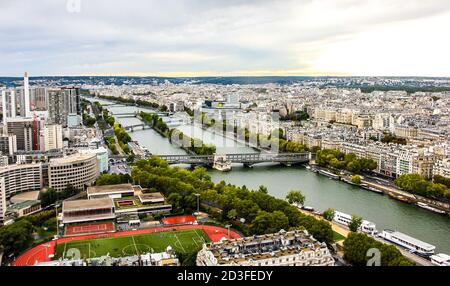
1,0,450,77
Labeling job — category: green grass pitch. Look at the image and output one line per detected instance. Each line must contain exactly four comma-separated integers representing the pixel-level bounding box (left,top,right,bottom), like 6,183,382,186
55,229,210,259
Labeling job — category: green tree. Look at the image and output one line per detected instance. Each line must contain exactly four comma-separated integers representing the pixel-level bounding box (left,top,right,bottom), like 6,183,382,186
427,183,447,198
351,175,362,185
258,185,269,194
40,188,58,207
343,232,414,266
167,193,183,211
227,209,238,221
347,160,362,174
323,208,335,221
286,190,306,206
251,211,289,235
0,220,34,257
349,215,363,232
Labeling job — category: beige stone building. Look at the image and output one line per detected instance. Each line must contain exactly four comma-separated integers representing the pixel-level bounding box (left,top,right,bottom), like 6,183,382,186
48,153,99,191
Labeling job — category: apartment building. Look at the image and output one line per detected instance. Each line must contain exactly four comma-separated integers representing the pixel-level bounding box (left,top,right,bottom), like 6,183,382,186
0,178,6,225
0,163,43,199
47,87,81,127
433,158,450,178
395,125,418,139
41,124,64,151
48,153,99,191
196,230,334,266
5,118,38,151
0,134,17,156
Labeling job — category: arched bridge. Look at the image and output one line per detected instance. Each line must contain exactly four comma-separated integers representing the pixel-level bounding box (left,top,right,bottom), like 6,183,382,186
157,152,312,166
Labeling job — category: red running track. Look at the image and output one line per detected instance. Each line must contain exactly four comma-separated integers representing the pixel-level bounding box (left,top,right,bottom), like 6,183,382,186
14,225,241,266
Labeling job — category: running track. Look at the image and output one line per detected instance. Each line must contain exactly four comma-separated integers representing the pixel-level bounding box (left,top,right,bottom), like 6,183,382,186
14,225,241,266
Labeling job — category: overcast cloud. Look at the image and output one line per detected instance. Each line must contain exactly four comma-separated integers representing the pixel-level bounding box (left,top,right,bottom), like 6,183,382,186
1,0,450,76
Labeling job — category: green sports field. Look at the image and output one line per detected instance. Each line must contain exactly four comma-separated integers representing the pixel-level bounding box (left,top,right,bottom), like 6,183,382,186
55,229,210,259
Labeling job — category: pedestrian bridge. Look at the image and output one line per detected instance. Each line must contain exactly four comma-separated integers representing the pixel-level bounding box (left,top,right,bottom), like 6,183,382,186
158,152,312,166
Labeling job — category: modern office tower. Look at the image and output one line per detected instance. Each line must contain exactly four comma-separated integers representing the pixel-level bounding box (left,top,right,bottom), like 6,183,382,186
0,177,6,225
30,87,48,111
0,134,18,156
24,72,31,118
1,89,6,120
5,117,42,151
48,87,81,127
63,87,82,115
48,153,99,191
41,124,63,151
0,163,43,199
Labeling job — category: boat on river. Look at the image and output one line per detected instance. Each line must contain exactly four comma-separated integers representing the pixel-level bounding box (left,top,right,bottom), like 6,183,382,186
213,155,232,172
360,184,384,195
379,230,435,257
416,202,447,215
318,169,340,180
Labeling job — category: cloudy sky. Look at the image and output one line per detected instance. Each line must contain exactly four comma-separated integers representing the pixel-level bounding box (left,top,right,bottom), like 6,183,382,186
1,0,450,77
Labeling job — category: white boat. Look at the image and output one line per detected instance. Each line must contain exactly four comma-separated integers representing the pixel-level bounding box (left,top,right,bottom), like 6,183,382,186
318,169,340,180
333,211,377,235
360,184,384,195
213,155,232,172
430,253,450,266
416,202,446,215
380,230,435,257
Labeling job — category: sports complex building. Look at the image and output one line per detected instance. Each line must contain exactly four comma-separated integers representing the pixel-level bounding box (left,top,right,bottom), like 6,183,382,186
61,184,172,237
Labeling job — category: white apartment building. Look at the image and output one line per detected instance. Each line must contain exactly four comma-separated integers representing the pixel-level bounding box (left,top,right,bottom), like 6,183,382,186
48,153,99,191
372,113,390,131
79,147,109,173
41,124,63,151
0,163,43,199
339,141,438,179
394,125,418,139
0,177,6,225
314,108,337,123
196,230,334,266
433,158,450,178
0,155,8,167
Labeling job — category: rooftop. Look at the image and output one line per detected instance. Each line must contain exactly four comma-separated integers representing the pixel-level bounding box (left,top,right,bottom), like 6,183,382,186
63,198,114,212
138,192,165,203
10,191,40,204
49,153,96,165
87,184,134,195
7,200,41,211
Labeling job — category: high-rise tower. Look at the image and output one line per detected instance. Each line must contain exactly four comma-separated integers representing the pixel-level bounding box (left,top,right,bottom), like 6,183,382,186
24,72,31,118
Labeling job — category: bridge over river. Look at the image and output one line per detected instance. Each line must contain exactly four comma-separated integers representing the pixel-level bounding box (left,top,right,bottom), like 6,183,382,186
158,152,312,166
110,152,312,166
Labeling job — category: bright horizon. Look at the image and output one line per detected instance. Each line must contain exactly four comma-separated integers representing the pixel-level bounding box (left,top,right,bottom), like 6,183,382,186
1,0,450,77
